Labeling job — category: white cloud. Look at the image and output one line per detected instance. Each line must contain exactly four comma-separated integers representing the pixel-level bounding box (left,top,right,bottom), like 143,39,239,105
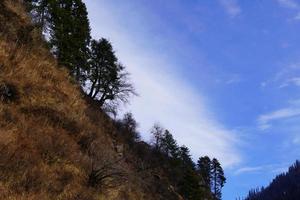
219,0,241,18
84,0,241,168
258,107,300,130
234,166,264,175
279,77,300,88
292,134,300,144
263,62,300,89
277,0,299,9
294,12,300,20
226,74,242,84
235,163,289,175
277,0,300,21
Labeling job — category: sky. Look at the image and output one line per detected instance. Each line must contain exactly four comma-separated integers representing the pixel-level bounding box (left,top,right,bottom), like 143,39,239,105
84,0,300,199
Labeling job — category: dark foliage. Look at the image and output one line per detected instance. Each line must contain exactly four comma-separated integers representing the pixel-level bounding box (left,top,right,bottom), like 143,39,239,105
244,160,300,200
87,38,136,107
0,82,18,103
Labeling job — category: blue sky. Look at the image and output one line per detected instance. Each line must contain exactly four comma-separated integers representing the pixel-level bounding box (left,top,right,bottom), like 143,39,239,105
84,0,300,199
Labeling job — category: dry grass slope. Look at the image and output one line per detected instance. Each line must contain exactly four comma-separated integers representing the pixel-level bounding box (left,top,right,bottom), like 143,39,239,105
0,1,164,199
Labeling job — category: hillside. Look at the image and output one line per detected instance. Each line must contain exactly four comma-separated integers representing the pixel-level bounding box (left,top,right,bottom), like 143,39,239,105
0,1,184,199
244,161,300,200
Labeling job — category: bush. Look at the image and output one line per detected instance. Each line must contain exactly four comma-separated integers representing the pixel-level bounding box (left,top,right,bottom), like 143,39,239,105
0,82,18,103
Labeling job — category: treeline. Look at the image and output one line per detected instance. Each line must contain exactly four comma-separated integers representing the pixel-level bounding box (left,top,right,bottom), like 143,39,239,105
115,114,226,200
243,160,300,200
24,0,226,199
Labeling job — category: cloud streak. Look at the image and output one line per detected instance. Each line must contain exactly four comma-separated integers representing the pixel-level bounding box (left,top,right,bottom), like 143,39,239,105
84,0,241,168
277,0,300,20
258,107,300,130
219,0,241,18
277,0,299,9
235,164,288,175
234,166,264,175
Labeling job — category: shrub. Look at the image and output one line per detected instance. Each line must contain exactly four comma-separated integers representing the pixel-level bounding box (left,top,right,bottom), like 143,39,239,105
0,82,18,103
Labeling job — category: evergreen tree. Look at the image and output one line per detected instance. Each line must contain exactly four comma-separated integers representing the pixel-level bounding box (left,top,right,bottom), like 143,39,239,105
48,0,91,82
87,38,135,106
25,0,50,31
25,0,91,83
177,146,203,200
211,158,226,200
197,156,212,189
161,130,179,158
178,145,195,170
121,112,140,144
244,160,300,200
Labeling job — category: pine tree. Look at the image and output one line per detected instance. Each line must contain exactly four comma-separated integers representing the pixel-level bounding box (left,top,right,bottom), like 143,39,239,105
161,130,179,158
48,0,91,83
25,0,50,31
197,156,212,189
211,158,226,200
178,145,195,170
121,112,140,144
177,146,203,200
87,38,135,107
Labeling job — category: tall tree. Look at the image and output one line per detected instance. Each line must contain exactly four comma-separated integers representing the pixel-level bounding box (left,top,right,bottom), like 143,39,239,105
197,156,212,190
121,112,140,144
161,130,179,158
150,123,164,152
25,0,50,32
48,0,91,82
178,145,195,170
177,146,203,200
211,158,226,200
87,38,135,107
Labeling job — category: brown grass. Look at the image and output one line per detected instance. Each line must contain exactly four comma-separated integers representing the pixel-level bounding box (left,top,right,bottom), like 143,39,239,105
0,1,182,200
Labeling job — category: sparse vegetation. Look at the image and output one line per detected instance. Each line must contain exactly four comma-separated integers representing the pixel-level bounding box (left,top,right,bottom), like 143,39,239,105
0,0,227,199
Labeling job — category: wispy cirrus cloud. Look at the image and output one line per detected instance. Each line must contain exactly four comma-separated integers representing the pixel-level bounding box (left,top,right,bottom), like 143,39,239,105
235,163,288,175
279,77,300,88
261,61,300,89
219,0,241,18
277,0,299,9
84,0,242,168
235,166,264,175
277,0,300,20
258,107,300,130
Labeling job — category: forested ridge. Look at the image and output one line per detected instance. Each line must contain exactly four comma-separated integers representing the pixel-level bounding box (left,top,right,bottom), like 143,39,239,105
0,0,226,200
243,161,300,200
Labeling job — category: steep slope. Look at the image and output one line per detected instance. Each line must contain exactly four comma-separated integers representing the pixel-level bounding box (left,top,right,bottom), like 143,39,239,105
244,161,300,200
0,1,181,199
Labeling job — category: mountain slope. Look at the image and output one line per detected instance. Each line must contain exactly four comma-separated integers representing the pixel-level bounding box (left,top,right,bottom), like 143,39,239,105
244,161,300,200
0,1,182,199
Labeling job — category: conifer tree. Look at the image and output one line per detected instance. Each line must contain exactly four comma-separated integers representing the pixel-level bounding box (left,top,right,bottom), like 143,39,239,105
161,130,179,158
25,0,91,83
211,158,226,200
25,0,50,31
121,112,140,144
48,0,91,83
87,38,135,106
178,145,195,170
177,146,203,200
197,156,212,189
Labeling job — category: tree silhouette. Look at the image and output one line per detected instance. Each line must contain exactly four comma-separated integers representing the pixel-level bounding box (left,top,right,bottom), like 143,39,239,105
211,158,226,200
198,156,212,189
87,38,135,107
161,130,179,158
48,0,91,83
